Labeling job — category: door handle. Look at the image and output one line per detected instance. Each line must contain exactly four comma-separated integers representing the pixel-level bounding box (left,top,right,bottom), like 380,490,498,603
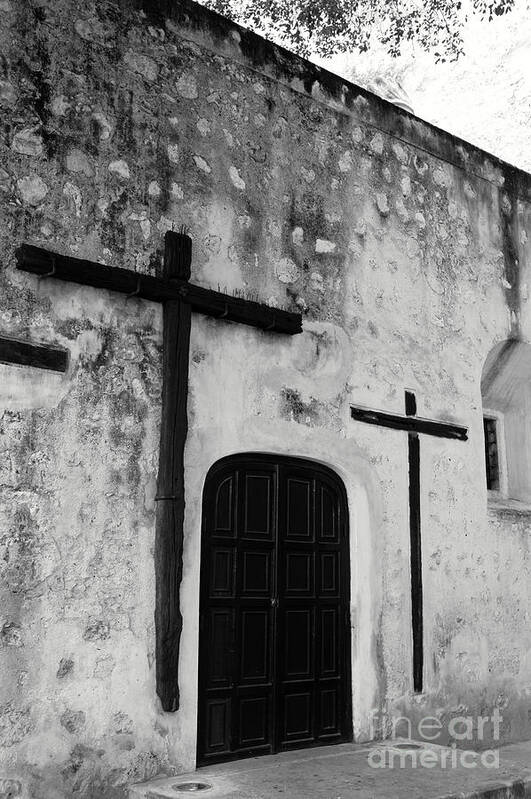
270,597,279,608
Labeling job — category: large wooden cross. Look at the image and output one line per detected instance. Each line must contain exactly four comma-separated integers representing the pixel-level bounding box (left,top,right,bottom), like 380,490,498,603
16,232,302,711
351,391,468,693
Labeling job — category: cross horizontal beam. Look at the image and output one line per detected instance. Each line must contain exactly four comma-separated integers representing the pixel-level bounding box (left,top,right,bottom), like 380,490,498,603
351,405,468,441
16,244,302,336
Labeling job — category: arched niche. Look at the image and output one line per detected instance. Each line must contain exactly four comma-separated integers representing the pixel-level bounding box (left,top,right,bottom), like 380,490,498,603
481,339,531,503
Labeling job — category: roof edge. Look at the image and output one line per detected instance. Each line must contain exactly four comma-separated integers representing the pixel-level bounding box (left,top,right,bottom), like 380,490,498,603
127,0,531,199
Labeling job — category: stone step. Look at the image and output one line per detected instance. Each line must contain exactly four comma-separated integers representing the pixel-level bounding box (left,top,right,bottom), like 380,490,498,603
128,739,531,799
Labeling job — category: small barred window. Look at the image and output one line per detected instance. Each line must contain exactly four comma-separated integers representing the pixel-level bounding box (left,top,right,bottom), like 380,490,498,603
483,417,500,491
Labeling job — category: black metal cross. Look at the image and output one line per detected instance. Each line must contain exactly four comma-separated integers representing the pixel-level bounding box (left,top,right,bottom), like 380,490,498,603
17,233,302,712
351,391,468,693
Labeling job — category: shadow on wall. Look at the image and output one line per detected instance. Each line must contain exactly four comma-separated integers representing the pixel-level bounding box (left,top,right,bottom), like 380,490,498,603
481,339,531,503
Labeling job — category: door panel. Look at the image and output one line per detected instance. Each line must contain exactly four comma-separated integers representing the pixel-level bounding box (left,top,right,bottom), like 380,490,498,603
208,609,233,687
241,551,271,595
243,471,274,538
319,688,339,736
240,610,270,681
286,477,312,538
285,552,313,594
238,696,270,747
210,549,234,597
282,690,313,742
214,475,234,535
206,698,230,752
198,455,351,765
284,608,314,677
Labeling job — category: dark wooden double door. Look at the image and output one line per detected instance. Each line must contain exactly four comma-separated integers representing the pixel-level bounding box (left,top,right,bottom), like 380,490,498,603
197,454,352,765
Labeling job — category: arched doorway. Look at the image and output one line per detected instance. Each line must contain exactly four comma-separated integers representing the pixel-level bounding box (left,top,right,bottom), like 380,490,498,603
197,453,352,766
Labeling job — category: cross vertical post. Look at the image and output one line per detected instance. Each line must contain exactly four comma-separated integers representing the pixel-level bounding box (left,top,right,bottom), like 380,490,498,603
155,231,192,712
405,391,423,693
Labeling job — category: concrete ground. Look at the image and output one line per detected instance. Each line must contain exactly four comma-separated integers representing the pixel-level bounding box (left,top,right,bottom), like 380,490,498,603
129,738,531,799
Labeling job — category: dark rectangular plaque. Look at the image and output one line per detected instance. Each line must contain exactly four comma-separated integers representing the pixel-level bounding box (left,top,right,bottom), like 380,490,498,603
0,336,68,373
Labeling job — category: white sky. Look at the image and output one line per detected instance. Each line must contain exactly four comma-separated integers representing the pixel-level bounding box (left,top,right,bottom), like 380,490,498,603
318,0,531,170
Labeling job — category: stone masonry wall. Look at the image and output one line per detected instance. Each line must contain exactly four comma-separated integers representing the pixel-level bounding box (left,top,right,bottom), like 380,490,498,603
1,0,531,796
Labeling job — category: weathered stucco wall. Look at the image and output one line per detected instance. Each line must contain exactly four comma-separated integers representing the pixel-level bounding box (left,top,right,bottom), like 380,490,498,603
1,0,531,796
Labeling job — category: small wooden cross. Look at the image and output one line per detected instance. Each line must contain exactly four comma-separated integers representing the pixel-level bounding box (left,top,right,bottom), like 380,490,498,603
17,233,302,711
351,391,468,693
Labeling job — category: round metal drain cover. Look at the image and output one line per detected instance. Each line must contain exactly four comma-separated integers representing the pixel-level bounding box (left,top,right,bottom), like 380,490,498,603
174,783,212,792
393,743,423,750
